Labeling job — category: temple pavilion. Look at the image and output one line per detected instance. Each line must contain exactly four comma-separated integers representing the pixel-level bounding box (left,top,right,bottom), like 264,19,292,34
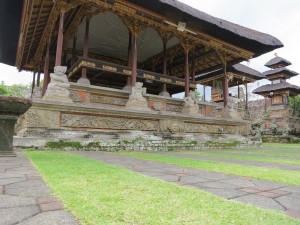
0,0,288,149
1,0,282,100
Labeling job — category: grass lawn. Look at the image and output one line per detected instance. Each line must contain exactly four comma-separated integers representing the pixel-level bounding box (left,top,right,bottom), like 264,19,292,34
26,151,300,225
179,151,300,166
120,152,300,186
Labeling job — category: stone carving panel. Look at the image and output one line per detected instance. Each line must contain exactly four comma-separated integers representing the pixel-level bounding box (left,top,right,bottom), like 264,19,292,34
166,103,182,112
159,120,185,133
26,109,60,129
90,94,127,106
69,90,83,103
60,113,158,131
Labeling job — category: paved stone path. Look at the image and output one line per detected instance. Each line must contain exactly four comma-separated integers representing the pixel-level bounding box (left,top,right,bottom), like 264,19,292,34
0,153,80,225
154,152,300,171
77,151,300,219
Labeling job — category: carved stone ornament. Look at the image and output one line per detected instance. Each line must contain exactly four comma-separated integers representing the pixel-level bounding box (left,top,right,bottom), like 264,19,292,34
222,96,241,119
44,66,73,103
125,82,151,111
181,91,201,116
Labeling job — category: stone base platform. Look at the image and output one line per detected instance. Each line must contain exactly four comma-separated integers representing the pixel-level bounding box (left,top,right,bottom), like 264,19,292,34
15,98,259,151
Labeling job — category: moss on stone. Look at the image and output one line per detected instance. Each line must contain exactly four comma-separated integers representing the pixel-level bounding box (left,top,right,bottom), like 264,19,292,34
45,141,82,149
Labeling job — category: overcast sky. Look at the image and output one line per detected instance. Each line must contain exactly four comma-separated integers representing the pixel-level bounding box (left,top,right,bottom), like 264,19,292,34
0,0,299,88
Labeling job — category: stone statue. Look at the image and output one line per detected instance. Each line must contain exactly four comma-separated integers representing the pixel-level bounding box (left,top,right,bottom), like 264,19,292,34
44,66,73,103
222,96,241,119
269,120,278,134
125,82,151,111
181,91,201,115
282,124,290,136
251,118,263,141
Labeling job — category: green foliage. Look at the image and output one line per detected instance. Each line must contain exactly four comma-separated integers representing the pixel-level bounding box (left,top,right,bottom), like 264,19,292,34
289,96,300,117
45,141,83,149
26,151,299,225
194,88,202,100
0,81,31,98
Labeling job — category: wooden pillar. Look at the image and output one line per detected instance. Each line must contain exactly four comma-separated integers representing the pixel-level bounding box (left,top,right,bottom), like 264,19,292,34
81,17,90,79
55,11,65,66
162,41,167,92
42,43,50,96
184,51,190,97
223,63,229,107
131,33,138,87
203,85,206,102
237,85,240,99
31,71,36,97
71,34,77,65
245,83,249,111
36,69,41,87
126,32,132,86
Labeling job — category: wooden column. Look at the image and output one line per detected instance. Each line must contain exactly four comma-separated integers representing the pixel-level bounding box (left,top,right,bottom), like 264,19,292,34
131,33,138,87
162,41,168,92
184,51,190,97
223,63,229,107
203,85,206,102
42,43,50,96
237,85,240,99
126,32,132,86
81,17,90,80
264,96,267,113
36,69,41,87
245,83,249,111
55,11,65,66
31,71,36,97
71,34,77,65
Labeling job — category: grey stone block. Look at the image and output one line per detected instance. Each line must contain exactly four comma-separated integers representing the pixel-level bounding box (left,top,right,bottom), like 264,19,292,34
0,205,39,225
234,194,285,211
276,196,300,211
18,210,80,225
0,195,36,208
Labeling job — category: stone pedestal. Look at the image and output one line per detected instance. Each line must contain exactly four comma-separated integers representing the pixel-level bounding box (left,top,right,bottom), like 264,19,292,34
44,66,73,103
181,91,201,116
125,82,151,111
77,77,90,85
0,96,32,156
159,91,170,98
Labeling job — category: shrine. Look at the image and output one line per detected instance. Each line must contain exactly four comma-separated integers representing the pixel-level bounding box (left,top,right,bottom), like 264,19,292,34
253,55,300,137
0,0,285,149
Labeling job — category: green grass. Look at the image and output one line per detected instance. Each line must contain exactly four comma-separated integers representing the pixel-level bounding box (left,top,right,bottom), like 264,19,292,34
120,152,300,186
26,151,299,225
180,152,300,166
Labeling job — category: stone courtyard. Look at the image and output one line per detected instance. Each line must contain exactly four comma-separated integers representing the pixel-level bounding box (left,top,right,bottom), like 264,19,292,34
1,147,300,224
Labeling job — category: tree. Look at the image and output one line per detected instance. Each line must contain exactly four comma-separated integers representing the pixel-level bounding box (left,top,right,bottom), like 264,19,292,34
0,81,31,98
194,88,202,101
289,96,300,117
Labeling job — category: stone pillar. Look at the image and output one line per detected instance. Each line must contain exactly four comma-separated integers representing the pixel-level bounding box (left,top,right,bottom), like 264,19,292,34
78,16,91,85
0,97,32,157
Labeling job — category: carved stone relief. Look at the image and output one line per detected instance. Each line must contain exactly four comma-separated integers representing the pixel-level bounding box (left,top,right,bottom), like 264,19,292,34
60,113,158,131
90,94,127,106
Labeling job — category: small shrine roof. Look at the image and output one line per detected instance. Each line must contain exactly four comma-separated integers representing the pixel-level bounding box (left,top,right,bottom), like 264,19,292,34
253,82,300,94
265,56,292,68
263,68,299,77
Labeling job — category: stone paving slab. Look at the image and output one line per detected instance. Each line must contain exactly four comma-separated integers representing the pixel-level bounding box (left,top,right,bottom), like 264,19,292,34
77,151,300,220
0,154,80,225
158,152,300,171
